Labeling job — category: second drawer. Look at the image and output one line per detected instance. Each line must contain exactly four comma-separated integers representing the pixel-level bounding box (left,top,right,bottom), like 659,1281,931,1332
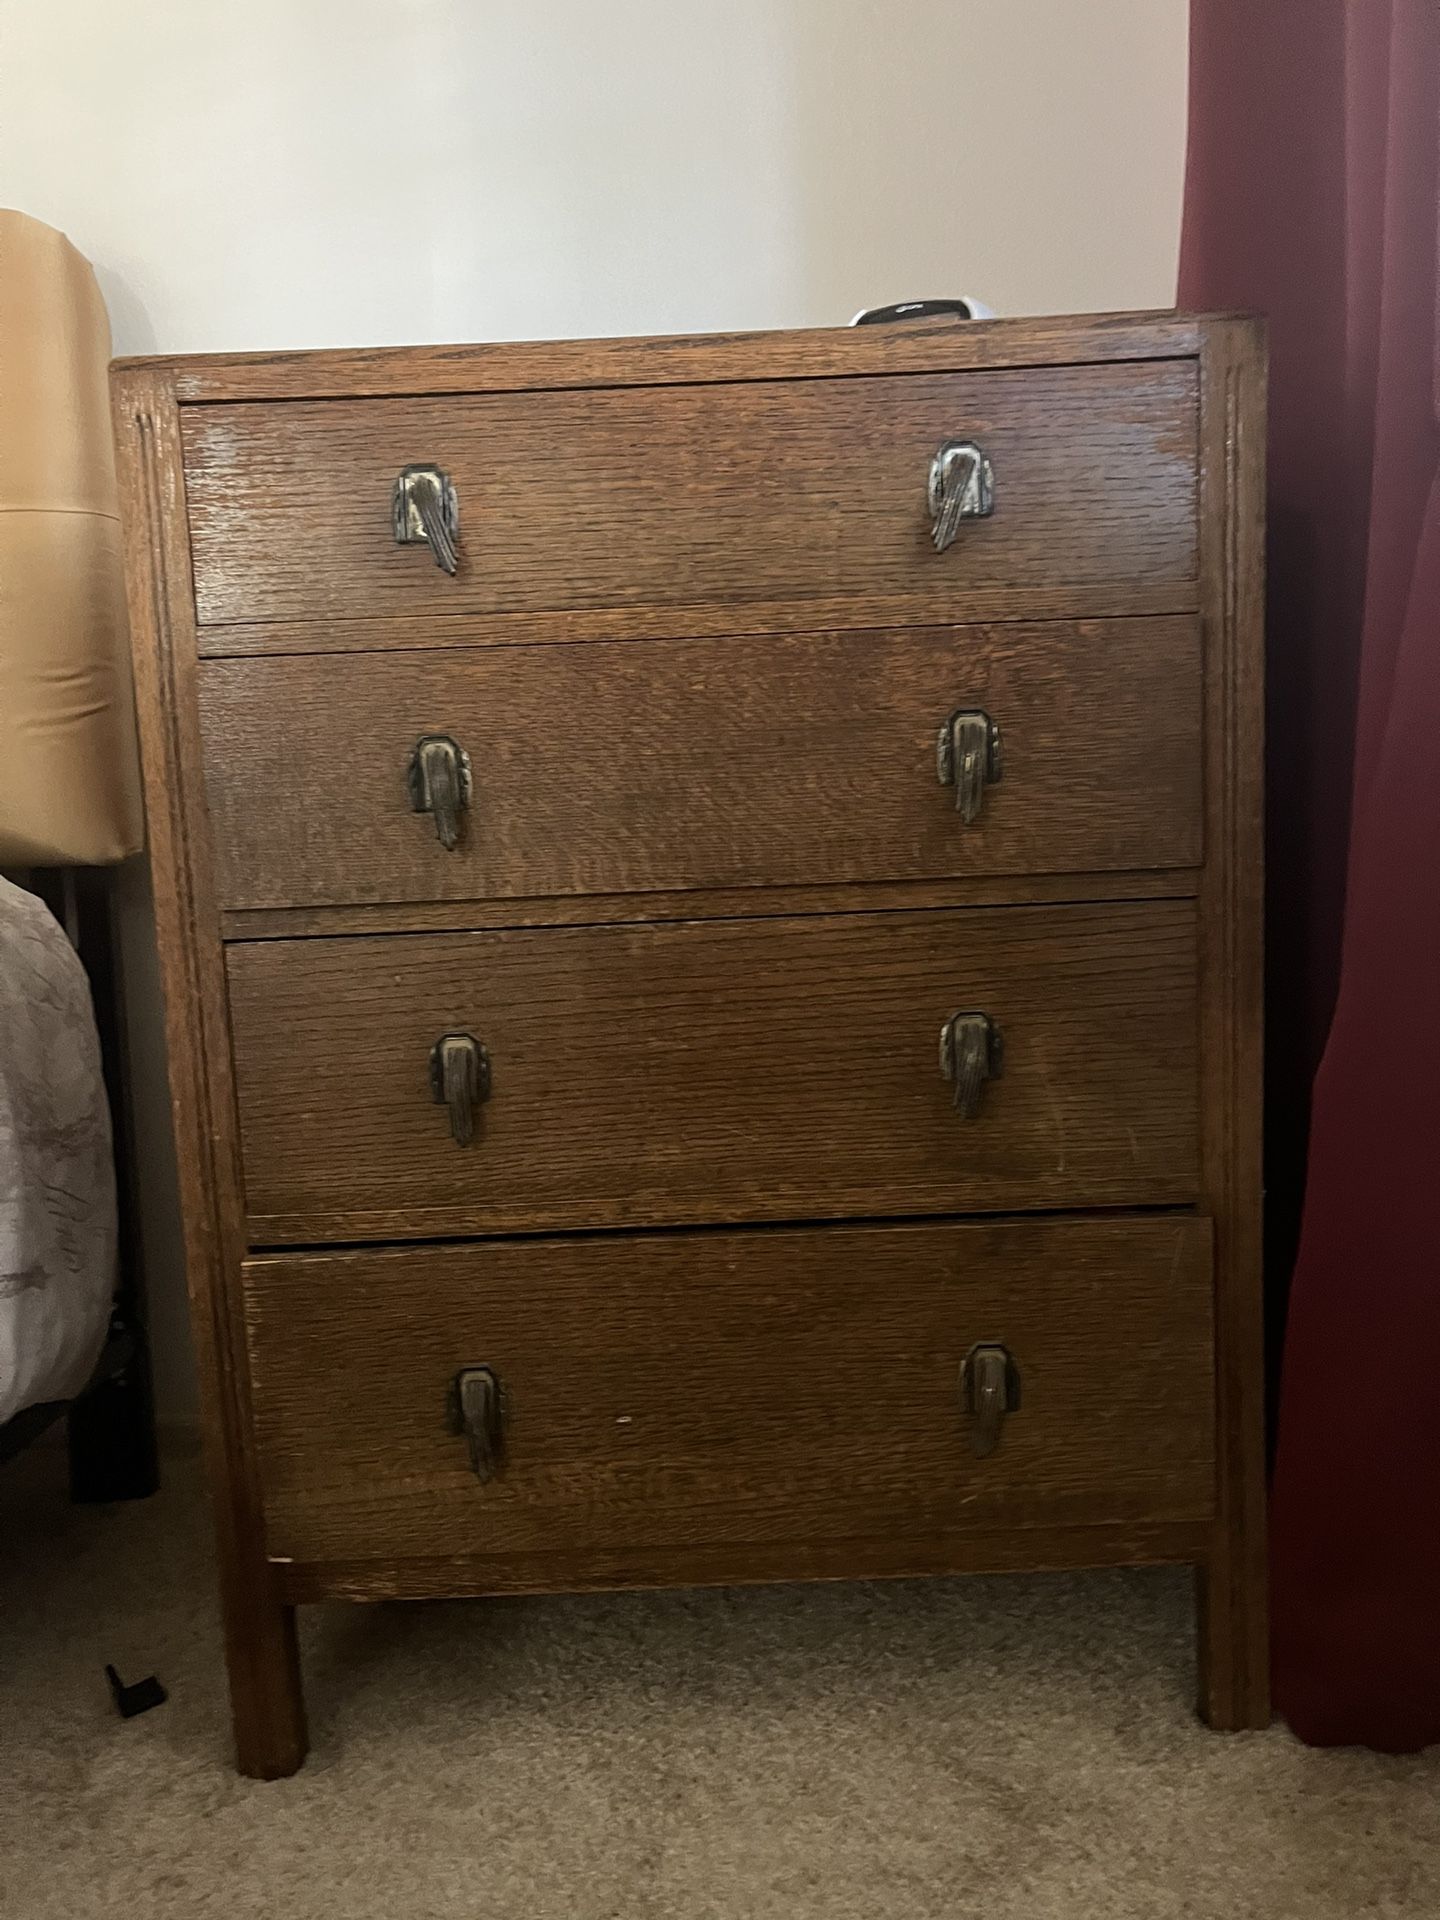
226,900,1200,1243
198,618,1202,912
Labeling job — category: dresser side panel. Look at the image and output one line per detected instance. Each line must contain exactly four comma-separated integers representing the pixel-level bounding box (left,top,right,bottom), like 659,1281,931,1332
1194,316,1269,1727
111,365,307,1776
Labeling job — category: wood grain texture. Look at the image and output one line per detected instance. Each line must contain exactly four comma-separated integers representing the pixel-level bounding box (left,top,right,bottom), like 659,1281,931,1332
243,1215,1217,1570
198,618,1203,912
218,869,1198,943
182,363,1198,628
275,1518,1213,1604
119,309,1209,405
195,582,1197,659
109,366,308,1780
226,901,1201,1244
112,311,1267,1766
1194,319,1270,1730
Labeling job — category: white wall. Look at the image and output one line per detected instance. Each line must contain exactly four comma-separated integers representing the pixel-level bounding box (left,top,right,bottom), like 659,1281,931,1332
2,0,1187,354
0,0,1189,1417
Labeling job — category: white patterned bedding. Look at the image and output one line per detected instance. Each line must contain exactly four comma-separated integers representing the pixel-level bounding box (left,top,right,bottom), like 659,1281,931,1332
0,876,115,1424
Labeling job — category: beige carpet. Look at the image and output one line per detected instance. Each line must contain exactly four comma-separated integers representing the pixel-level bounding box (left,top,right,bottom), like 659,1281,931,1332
2,1436,1436,1919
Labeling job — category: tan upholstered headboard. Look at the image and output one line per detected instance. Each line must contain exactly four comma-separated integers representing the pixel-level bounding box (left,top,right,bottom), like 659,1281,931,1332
0,210,141,865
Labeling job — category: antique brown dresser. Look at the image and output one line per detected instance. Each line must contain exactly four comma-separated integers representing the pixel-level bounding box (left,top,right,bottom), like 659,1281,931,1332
112,310,1267,1777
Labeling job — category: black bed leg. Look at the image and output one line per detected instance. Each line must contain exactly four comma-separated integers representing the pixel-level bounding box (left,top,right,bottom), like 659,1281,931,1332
67,1332,159,1502
34,865,162,1505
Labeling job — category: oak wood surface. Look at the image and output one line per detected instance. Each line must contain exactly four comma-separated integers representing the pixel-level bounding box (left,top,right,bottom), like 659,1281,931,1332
118,309,1210,405
275,1518,1214,1605
195,582,1197,659
1193,319,1270,1730
226,901,1200,1244
243,1214,1217,1569
198,618,1203,912
110,310,1268,1769
110,367,308,1779
218,868,1198,943
182,363,1198,627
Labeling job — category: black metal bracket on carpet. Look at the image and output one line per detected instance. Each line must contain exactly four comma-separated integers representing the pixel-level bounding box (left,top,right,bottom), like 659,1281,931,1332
105,1666,167,1720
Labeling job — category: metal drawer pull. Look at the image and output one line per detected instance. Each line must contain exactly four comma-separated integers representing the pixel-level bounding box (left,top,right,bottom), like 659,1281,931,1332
959,1343,1021,1458
939,1011,1003,1118
937,709,1003,823
446,1366,505,1482
928,439,994,551
429,1032,491,1146
407,733,471,850
392,462,460,574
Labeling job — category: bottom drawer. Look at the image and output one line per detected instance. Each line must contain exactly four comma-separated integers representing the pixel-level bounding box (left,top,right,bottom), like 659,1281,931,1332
243,1215,1216,1581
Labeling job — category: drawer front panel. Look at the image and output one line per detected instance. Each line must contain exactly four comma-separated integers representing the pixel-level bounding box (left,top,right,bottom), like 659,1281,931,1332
227,902,1200,1243
243,1215,1217,1570
183,363,1198,628
200,618,1202,912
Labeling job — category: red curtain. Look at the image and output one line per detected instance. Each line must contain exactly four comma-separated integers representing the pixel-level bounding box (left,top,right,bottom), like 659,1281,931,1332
1180,1,1440,1751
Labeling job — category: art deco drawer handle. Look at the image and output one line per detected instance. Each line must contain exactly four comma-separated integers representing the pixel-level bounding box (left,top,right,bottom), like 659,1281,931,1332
959,1343,1021,1458
937,709,1003,823
939,1011,1003,1118
392,462,460,574
446,1366,505,1482
407,733,471,850
429,1032,491,1146
928,439,995,551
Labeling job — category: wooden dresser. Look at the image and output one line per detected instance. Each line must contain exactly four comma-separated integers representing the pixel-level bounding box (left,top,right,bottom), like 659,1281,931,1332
112,310,1267,1778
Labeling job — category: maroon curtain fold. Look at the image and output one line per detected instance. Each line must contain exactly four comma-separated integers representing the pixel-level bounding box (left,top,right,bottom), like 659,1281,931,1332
1180,0,1440,1751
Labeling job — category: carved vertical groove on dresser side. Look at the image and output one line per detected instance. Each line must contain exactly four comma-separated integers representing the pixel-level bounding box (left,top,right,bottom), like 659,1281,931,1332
112,374,307,1779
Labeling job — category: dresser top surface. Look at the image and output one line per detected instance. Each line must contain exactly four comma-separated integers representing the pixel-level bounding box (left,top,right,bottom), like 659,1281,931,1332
111,309,1260,406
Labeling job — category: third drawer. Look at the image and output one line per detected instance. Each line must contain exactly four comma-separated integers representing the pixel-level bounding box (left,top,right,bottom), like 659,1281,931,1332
226,899,1200,1244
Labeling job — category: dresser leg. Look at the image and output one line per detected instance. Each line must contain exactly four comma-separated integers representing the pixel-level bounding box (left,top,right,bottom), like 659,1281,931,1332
223,1582,309,1779
1196,1551,1270,1730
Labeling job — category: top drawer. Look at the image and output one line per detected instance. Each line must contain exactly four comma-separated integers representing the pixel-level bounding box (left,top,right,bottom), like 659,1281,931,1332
181,362,1198,633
